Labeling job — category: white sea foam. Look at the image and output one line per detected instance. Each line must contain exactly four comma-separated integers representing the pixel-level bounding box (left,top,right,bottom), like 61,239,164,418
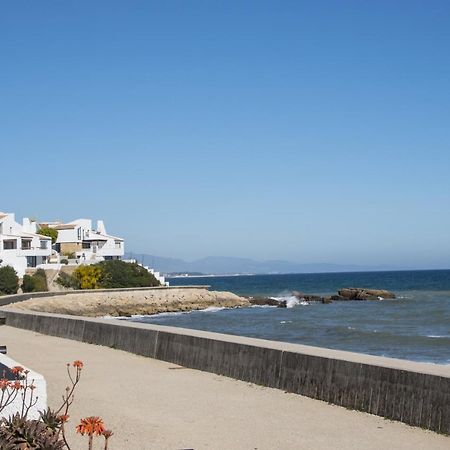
271,295,308,308
198,306,227,313
250,304,277,308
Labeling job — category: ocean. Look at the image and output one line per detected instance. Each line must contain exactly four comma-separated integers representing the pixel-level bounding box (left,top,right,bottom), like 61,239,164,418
127,270,450,364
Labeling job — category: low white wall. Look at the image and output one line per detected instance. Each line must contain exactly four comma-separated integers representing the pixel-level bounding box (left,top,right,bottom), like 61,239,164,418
0,354,47,420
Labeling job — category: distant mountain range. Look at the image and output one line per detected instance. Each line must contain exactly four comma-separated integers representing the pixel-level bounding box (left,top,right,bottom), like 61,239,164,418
125,253,400,275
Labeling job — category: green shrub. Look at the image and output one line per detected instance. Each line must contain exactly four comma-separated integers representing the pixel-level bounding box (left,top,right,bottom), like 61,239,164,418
33,269,48,292
21,269,49,293
60,258,69,265
98,260,160,289
21,275,35,293
56,271,81,290
55,261,160,291
0,266,19,295
37,227,58,244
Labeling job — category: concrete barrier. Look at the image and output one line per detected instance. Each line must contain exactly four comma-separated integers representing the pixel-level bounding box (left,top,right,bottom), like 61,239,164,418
2,308,449,434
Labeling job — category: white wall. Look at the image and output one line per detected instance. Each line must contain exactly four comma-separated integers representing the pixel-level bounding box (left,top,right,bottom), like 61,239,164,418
0,213,52,277
0,354,47,421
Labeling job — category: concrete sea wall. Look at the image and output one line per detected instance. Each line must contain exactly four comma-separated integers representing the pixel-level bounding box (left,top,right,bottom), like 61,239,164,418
2,308,449,434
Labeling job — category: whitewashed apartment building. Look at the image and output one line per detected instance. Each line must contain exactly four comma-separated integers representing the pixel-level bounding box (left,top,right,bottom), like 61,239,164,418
0,212,52,277
43,218,124,262
0,213,168,285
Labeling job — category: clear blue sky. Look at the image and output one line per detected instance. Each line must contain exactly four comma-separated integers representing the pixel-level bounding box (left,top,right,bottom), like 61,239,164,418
1,1,449,268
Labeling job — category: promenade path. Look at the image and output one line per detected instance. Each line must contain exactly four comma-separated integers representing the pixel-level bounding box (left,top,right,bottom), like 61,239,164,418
0,326,448,450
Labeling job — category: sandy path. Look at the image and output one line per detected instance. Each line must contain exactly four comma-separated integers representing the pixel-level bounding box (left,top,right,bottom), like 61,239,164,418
0,326,447,450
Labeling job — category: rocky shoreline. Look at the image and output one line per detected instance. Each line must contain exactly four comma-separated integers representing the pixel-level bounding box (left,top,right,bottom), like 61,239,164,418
7,288,250,317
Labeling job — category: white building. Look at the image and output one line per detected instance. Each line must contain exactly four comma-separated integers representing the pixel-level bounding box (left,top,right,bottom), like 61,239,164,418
44,218,124,263
0,212,53,277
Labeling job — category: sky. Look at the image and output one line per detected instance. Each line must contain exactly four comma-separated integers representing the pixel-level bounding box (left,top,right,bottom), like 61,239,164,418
1,1,449,269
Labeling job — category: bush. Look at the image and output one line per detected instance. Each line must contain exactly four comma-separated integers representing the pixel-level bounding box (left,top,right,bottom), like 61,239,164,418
37,226,58,244
21,269,49,293
21,274,35,293
0,266,19,295
55,261,160,291
97,260,160,289
56,271,81,290
34,268,48,292
60,258,69,265
73,265,103,290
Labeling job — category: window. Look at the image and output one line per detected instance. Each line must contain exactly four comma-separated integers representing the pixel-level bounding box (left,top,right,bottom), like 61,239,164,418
3,240,17,250
82,242,91,249
40,240,48,250
21,239,32,250
77,228,82,240
26,256,37,267
115,241,121,248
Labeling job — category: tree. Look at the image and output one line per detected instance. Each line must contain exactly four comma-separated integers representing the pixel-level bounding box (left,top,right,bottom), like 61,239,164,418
37,227,58,244
0,266,19,295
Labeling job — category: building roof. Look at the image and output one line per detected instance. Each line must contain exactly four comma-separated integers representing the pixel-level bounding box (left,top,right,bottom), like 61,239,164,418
53,224,76,230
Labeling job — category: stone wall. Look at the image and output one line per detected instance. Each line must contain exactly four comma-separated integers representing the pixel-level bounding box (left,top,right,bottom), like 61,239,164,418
59,242,81,255
2,309,449,434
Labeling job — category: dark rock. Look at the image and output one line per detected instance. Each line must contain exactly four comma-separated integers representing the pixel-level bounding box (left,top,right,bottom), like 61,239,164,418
247,297,286,307
292,291,331,303
337,288,396,300
331,295,346,301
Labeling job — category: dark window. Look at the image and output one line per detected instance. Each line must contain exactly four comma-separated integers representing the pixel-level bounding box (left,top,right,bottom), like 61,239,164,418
3,240,17,250
26,256,37,267
21,239,32,250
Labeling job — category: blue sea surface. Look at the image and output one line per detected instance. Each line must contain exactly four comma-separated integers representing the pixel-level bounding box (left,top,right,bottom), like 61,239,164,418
128,270,450,364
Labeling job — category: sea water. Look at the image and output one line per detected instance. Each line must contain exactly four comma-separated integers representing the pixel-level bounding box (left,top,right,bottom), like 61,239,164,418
126,270,450,364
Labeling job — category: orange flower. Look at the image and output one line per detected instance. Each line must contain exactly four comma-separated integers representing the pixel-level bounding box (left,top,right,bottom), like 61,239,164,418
12,381,22,390
72,360,84,369
103,430,114,439
76,416,105,436
58,414,70,423
0,378,11,390
11,366,24,375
